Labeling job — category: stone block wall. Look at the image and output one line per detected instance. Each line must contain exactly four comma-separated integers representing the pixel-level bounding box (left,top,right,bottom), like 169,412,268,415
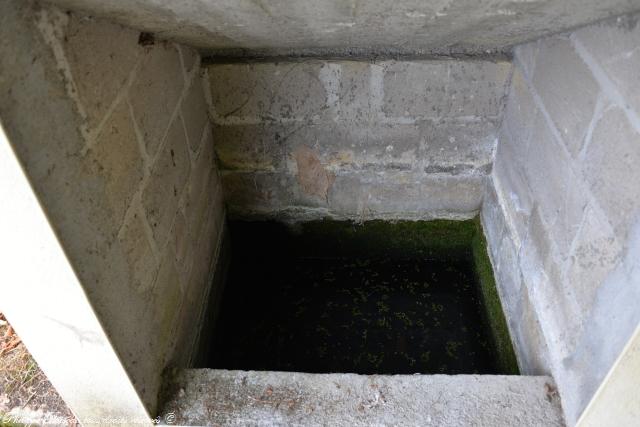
484,14,640,425
0,0,224,413
207,59,512,221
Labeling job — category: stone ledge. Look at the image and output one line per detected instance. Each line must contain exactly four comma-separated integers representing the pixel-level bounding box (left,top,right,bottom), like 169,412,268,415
161,369,565,426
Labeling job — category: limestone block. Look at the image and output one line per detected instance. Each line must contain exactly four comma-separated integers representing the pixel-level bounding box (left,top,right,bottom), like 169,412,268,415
181,73,209,152
480,182,506,262
222,171,326,215
178,44,199,78
524,114,587,257
501,68,538,149
514,41,539,80
119,211,158,293
582,106,640,241
143,116,190,247
382,60,511,118
208,62,328,121
328,171,485,218
214,119,495,176
171,208,193,284
566,204,623,315
62,13,141,132
184,129,216,234
513,290,551,376
149,248,184,367
492,127,534,247
87,100,144,225
335,62,381,122
129,43,184,157
531,36,599,157
574,16,640,115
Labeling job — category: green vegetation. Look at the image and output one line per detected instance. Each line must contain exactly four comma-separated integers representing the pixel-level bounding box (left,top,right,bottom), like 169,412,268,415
471,217,520,375
0,415,22,427
286,218,478,259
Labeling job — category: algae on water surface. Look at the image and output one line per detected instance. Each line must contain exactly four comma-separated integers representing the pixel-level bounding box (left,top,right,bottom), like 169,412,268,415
207,218,519,375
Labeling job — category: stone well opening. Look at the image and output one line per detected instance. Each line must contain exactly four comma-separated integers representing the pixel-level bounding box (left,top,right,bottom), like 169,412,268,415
204,219,517,376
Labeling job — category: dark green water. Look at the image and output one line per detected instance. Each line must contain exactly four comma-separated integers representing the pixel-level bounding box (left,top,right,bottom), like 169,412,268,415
208,220,515,375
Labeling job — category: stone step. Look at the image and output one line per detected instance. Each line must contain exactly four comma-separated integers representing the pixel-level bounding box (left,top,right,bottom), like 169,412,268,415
160,369,565,426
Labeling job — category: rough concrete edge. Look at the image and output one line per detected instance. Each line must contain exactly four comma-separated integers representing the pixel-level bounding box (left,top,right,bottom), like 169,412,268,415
202,48,513,64
162,369,565,427
471,216,520,375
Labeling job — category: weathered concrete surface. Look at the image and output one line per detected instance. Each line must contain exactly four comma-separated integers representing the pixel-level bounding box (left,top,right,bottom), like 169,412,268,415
161,369,565,426
0,0,225,418
485,13,640,426
577,323,640,427
208,59,511,220
44,0,640,58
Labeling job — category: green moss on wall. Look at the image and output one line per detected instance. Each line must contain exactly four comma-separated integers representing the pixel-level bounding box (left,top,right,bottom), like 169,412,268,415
303,219,476,255
470,217,520,374
250,218,477,259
